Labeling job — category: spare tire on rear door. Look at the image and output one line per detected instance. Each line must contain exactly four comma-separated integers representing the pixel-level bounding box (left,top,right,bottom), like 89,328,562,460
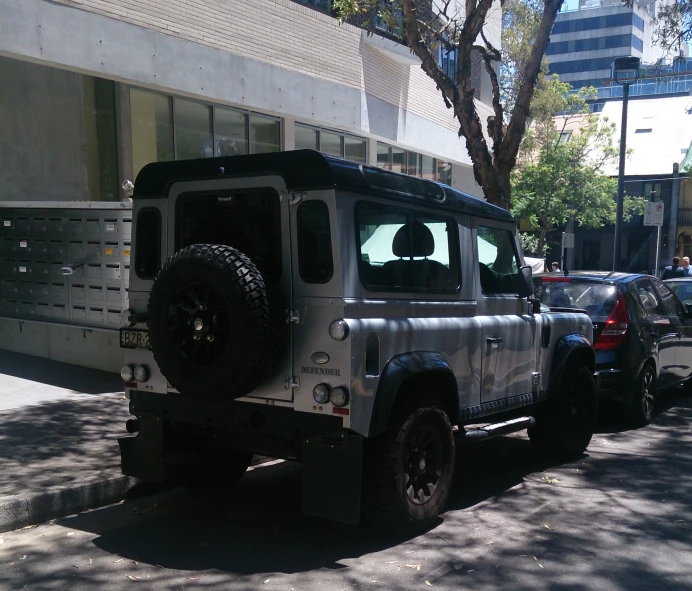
148,243,271,401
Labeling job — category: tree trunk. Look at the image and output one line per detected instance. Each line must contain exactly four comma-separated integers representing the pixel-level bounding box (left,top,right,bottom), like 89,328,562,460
537,227,549,255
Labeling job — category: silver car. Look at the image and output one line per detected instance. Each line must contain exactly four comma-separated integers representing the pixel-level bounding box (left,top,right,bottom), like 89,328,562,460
118,150,597,532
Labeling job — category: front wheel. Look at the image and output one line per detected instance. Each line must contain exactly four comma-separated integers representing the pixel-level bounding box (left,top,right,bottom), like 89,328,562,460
364,402,455,533
529,363,597,461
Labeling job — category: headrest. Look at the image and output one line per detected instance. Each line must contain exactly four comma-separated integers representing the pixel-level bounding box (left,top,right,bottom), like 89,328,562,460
392,222,435,258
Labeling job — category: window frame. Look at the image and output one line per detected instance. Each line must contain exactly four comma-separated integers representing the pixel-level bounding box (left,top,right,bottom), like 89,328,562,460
354,200,461,295
475,223,523,297
294,123,367,163
296,199,334,284
134,207,162,280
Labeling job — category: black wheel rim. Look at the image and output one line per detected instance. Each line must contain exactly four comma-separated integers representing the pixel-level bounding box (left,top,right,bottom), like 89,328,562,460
641,368,655,418
164,280,229,365
403,422,445,506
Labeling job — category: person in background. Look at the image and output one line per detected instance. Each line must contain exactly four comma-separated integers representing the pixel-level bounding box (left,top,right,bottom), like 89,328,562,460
662,256,686,280
551,261,561,273
683,256,692,277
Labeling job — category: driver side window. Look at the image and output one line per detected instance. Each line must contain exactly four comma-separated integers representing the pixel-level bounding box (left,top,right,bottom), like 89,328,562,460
476,225,521,295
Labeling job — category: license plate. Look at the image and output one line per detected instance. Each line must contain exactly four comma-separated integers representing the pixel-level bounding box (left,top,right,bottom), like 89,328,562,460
120,328,151,350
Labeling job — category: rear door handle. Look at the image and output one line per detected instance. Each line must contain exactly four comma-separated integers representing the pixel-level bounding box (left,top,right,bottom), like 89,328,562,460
677,332,683,338
487,337,503,348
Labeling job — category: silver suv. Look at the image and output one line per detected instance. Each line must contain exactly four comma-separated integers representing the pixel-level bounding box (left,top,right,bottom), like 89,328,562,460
119,150,597,532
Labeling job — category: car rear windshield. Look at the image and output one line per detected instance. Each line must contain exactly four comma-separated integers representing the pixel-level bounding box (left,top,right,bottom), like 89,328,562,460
666,280,692,304
533,278,618,317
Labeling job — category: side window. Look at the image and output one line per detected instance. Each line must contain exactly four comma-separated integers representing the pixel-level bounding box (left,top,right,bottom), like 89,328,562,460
297,200,333,284
355,203,460,293
476,225,521,295
653,280,684,317
134,208,161,279
632,279,664,318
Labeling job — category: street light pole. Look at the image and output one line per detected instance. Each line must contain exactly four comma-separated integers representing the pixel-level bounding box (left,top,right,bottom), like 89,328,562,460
611,56,640,272
613,82,629,272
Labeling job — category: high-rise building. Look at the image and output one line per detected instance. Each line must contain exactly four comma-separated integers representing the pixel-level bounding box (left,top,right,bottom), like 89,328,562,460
548,0,675,99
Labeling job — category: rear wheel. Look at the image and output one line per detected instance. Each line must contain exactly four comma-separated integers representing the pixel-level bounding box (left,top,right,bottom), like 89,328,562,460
628,364,656,426
529,363,597,461
364,401,455,533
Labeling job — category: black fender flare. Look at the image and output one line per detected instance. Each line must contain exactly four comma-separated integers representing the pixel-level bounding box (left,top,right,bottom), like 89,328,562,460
368,352,458,437
548,334,596,396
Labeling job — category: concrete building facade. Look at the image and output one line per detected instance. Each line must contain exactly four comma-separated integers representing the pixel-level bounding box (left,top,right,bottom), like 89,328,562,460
0,0,503,203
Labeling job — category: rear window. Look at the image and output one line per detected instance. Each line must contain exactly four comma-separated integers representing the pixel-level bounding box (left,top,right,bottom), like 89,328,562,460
175,189,282,282
666,280,692,304
533,278,618,317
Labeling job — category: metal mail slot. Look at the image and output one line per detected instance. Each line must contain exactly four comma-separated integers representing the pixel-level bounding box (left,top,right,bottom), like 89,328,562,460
32,218,47,233
32,261,49,277
87,264,103,279
67,219,84,240
47,218,64,234
34,282,50,300
106,287,124,303
88,306,104,323
2,279,18,296
51,303,68,319
70,305,87,322
50,282,67,301
1,202,132,329
88,285,105,301
70,284,86,300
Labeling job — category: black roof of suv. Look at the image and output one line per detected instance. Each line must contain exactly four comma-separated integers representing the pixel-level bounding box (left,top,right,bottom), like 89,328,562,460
132,149,514,223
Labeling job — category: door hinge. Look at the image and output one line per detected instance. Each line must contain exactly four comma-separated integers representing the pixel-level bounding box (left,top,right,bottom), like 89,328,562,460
532,372,543,391
285,376,300,390
280,191,305,205
286,309,300,324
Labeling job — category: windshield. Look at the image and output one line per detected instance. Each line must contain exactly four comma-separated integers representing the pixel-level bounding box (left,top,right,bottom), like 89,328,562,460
533,278,618,318
666,280,692,304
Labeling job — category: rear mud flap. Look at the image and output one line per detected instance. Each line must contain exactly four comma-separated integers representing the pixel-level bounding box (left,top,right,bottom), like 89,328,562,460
118,414,166,482
302,431,363,526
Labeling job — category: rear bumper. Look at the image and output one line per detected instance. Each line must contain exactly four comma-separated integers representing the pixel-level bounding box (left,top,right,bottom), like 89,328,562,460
595,368,634,403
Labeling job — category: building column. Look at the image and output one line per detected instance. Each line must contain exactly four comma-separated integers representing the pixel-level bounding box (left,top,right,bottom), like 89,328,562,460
115,83,134,194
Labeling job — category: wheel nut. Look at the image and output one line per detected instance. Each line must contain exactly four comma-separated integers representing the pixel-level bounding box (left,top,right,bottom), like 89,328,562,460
206,334,214,342
193,318,204,331
193,334,200,341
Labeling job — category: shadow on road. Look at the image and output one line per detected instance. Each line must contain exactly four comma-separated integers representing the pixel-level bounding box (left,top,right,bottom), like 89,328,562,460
37,389,692,590
0,349,123,394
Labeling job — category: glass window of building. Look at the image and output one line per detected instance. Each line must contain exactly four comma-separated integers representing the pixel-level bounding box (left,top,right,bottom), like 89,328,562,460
320,130,343,157
130,88,174,178
295,123,366,162
377,141,444,183
83,77,119,200
249,114,281,154
377,143,391,169
421,155,435,181
345,135,367,162
437,160,452,185
215,107,248,157
174,98,213,160
407,151,420,177
391,147,406,174
295,124,319,151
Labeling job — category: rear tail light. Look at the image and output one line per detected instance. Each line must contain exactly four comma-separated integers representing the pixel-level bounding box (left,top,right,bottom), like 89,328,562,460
594,294,629,350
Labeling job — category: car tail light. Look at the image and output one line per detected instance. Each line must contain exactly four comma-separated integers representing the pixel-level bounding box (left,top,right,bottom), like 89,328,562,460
594,294,629,350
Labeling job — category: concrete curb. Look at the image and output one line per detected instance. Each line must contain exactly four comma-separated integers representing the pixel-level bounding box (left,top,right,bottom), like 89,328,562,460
0,456,279,533
0,475,137,533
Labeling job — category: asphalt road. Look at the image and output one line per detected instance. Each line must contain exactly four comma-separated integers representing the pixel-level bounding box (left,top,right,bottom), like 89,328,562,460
1,390,691,591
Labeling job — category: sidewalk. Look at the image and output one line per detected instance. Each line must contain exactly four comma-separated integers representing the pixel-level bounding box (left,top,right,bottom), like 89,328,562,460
0,351,133,533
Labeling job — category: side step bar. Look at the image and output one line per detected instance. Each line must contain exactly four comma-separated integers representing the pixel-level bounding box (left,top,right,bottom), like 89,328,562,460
460,416,535,441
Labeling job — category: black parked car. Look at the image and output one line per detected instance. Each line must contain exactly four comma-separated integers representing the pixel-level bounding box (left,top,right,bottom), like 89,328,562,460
534,272,692,425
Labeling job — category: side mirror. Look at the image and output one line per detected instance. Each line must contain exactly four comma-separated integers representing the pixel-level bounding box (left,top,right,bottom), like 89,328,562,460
517,265,533,298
